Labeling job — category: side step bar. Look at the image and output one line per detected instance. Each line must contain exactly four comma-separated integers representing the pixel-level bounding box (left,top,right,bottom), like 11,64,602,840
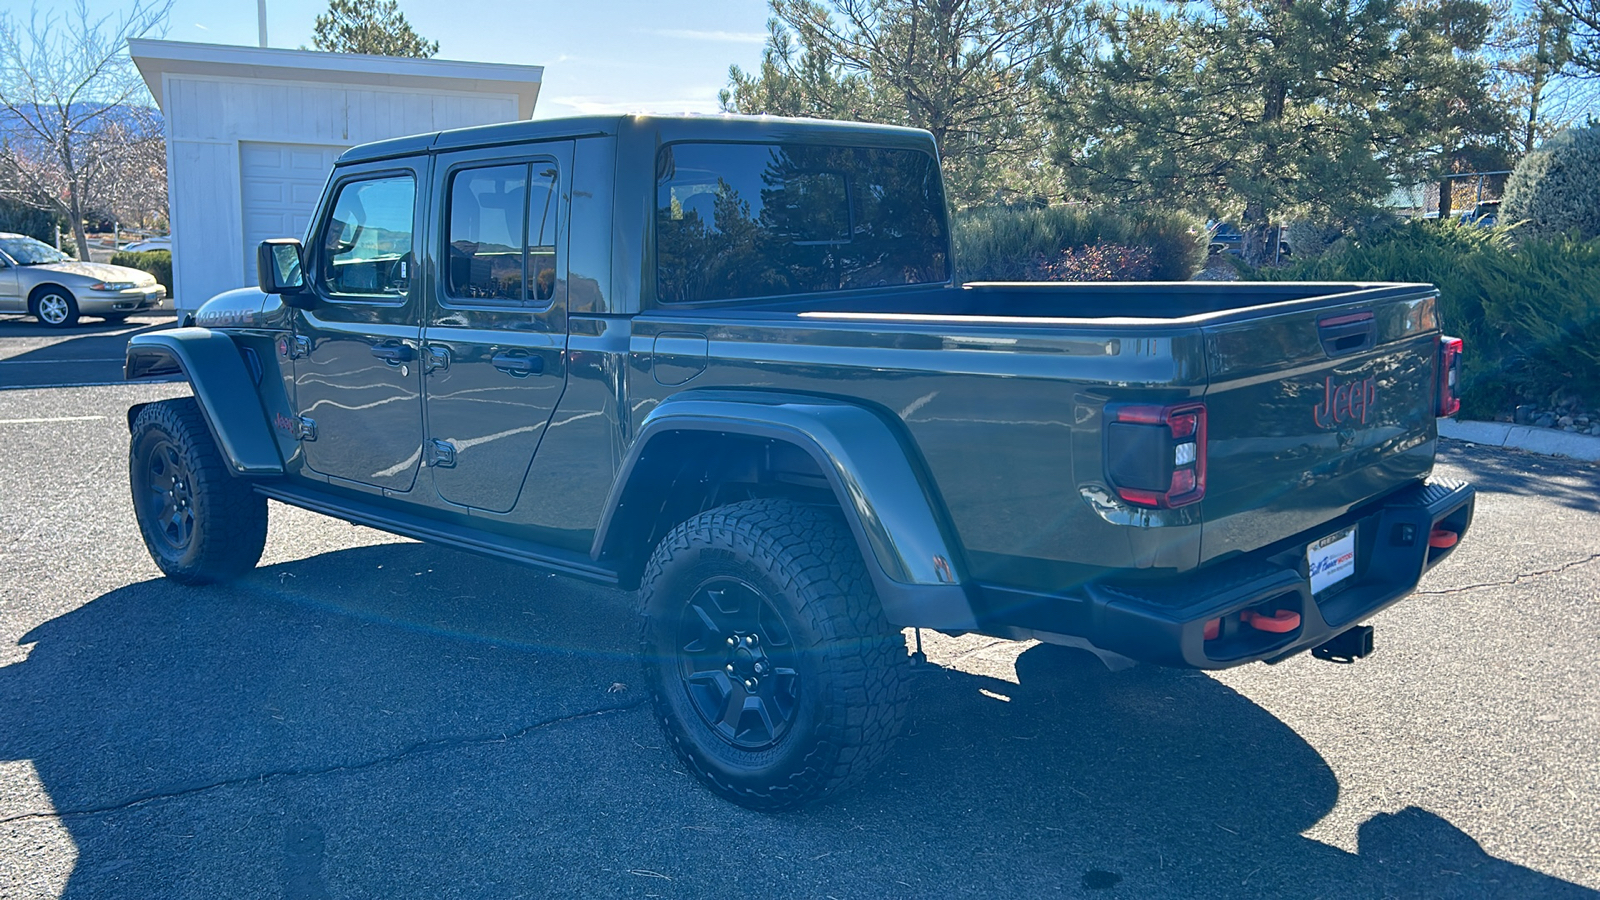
254,483,620,586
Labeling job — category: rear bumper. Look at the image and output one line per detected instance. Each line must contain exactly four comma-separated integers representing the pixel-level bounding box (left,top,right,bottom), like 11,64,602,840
976,477,1475,669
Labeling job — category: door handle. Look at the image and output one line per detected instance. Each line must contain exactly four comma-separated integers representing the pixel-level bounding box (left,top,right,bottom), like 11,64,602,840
492,352,543,376
371,343,414,364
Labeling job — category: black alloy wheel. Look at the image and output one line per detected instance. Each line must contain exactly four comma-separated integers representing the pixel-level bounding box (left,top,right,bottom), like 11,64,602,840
676,577,801,750
141,438,197,552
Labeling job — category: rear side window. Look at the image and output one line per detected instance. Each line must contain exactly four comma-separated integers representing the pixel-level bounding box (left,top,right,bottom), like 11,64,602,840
655,142,949,304
445,162,560,306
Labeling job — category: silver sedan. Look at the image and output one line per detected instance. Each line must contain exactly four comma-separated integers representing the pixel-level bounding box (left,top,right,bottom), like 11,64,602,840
0,233,168,328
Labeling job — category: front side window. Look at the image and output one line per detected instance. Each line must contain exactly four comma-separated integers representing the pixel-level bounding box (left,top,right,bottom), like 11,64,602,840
318,175,416,298
445,162,560,306
655,142,950,304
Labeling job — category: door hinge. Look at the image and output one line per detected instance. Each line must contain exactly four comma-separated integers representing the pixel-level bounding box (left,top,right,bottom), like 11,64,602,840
425,345,450,373
427,438,456,468
290,335,311,359
294,416,317,442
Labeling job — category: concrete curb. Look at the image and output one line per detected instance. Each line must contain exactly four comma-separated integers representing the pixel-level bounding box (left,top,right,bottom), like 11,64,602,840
1439,417,1600,463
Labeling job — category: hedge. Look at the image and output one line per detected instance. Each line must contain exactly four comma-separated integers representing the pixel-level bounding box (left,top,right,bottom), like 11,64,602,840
111,250,173,299
953,206,1208,282
1243,222,1600,417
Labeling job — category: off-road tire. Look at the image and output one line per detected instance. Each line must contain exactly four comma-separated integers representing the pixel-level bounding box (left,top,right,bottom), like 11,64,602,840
130,398,268,584
639,498,910,810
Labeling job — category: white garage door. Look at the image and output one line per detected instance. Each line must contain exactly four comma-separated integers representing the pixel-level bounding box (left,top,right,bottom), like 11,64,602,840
240,142,345,270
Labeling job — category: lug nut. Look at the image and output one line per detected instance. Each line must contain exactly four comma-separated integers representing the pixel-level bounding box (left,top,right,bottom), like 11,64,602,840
746,634,758,646
753,662,766,674
726,636,737,646
744,678,757,691
725,664,735,675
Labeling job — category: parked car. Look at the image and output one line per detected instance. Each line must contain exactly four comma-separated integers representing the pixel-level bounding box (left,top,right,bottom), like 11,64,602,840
121,235,173,253
1458,201,1499,227
0,234,167,327
124,114,1475,809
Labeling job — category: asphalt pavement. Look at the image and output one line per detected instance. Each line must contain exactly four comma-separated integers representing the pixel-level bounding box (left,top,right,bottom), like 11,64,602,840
1,316,1596,899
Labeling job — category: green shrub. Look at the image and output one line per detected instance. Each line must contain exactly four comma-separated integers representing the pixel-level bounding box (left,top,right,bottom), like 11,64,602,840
1244,222,1600,415
953,206,1207,282
111,250,173,298
1029,242,1156,281
1501,125,1600,240
0,198,64,246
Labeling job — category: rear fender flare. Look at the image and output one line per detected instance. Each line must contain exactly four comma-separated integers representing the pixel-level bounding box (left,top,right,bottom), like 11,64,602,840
593,391,977,630
124,328,284,476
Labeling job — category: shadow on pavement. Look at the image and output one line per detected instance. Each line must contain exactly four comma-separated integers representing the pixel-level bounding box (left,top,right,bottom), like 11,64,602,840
0,318,178,390
1441,441,1600,514
0,542,1592,898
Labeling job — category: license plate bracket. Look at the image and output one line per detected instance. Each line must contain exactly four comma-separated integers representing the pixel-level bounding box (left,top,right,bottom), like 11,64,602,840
1308,526,1357,595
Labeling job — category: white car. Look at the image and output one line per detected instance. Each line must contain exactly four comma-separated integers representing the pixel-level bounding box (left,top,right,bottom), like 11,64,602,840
120,236,172,253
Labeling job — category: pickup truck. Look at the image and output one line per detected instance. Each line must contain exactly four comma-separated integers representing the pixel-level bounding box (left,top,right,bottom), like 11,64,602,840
125,114,1475,810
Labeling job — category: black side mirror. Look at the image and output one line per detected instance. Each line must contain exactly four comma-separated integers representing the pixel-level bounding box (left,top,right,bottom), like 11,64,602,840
257,239,313,306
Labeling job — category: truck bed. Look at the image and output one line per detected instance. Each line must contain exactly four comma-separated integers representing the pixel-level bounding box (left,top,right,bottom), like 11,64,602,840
638,280,1444,593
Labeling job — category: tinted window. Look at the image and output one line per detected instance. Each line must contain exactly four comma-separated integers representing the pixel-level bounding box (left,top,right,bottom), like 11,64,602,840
445,163,560,306
656,143,949,304
318,175,415,298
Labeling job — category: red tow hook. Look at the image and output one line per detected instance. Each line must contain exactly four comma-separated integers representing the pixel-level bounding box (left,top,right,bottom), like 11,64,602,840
1428,528,1459,549
1241,609,1301,633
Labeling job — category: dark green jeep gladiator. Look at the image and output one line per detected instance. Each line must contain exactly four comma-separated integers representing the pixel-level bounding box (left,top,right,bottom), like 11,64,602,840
125,115,1475,809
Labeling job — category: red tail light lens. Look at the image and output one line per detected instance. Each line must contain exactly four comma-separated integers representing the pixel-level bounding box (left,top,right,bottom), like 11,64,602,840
1437,335,1463,417
1105,402,1207,508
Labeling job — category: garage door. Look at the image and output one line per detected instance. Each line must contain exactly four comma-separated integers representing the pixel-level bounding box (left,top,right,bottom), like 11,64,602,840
240,142,345,270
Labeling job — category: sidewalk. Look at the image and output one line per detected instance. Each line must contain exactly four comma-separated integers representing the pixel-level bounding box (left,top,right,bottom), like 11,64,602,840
1439,418,1600,463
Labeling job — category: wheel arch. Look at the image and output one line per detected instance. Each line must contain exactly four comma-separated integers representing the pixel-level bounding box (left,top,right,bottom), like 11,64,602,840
593,391,977,630
125,328,284,476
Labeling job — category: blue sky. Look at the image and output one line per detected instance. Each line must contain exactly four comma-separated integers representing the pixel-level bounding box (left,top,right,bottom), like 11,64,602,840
0,0,773,118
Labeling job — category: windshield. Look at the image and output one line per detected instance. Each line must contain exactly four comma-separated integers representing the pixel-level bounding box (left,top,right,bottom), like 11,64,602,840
0,237,68,265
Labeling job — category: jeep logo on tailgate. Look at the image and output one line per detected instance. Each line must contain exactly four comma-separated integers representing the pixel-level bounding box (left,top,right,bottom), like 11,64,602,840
1314,376,1377,428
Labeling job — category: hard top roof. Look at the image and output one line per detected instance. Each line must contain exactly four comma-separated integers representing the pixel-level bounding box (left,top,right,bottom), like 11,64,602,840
336,114,937,165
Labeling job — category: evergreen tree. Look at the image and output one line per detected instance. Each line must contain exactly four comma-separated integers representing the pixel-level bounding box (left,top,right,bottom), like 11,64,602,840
311,0,438,58
721,1,1078,206
1553,0,1600,73
1046,0,1509,263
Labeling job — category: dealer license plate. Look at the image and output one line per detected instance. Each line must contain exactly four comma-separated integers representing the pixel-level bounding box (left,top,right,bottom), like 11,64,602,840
1307,527,1357,595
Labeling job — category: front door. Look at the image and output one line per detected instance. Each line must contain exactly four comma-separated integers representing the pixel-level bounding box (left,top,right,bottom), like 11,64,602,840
292,161,427,492
422,145,571,512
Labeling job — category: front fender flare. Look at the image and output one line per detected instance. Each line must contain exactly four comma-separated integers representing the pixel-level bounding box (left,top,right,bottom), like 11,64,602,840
594,391,977,630
125,328,284,476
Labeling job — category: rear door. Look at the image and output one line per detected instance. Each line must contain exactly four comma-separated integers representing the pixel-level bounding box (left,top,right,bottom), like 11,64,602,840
1198,287,1441,562
421,142,571,513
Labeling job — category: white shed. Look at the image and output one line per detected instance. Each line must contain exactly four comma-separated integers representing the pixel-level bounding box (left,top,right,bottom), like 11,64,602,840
129,40,543,314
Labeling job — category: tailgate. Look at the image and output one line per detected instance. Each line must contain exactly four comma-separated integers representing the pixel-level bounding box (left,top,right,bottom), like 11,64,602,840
1198,286,1441,563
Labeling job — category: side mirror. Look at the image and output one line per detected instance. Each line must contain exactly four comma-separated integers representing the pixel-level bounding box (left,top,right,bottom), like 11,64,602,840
257,239,312,305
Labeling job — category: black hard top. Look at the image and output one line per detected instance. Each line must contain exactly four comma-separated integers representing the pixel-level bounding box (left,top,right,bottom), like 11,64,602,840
336,114,937,164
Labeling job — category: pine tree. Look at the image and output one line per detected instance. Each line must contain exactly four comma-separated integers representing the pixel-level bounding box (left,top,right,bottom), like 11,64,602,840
1046,0,1509,263
311,0,438,58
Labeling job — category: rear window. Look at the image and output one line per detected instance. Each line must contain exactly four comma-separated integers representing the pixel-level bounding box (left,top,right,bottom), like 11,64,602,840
655,142,949,304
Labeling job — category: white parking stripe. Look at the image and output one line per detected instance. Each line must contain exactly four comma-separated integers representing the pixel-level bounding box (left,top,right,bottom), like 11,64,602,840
0,358,129,364
0,415,106,424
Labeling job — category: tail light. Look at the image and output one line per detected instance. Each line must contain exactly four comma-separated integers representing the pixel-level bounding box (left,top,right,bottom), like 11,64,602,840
1437,335,1463,417
1105,401,1207,508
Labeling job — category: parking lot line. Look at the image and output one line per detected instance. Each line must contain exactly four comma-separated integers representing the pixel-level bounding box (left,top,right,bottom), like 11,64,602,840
0,415,107,424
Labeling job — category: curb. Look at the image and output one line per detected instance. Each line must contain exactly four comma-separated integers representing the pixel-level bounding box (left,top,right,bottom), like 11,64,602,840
1438,418,1600,463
